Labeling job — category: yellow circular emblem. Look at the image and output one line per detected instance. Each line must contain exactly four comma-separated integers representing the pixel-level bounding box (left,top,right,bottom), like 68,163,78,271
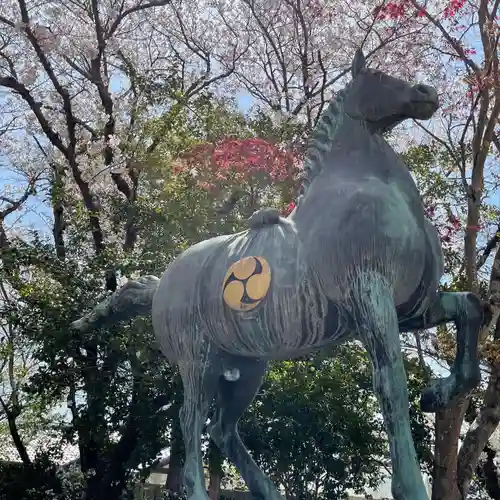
222,256,271,311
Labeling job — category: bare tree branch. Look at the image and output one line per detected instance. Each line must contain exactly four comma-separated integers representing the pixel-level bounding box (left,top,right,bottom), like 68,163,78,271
0,76,67,154
0,175,39,220
0,15,15,28
477,223,500,271
107,0,172,39
408,0,481,75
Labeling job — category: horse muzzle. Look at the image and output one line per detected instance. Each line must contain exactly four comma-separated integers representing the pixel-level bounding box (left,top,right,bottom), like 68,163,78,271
409,84,440,120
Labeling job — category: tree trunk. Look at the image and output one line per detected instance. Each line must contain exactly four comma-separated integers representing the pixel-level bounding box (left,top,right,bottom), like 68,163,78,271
84,471,129,500
51,163,66,260
457,353,500,495
451,250,500,498
432,399,469,500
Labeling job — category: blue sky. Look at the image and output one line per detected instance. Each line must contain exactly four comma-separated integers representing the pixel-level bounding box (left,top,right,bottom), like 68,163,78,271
235,91,254,113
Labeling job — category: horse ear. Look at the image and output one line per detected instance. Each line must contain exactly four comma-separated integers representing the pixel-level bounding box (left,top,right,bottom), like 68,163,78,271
351,49,366,78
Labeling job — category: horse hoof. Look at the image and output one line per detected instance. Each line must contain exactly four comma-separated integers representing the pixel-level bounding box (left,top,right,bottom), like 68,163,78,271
419,376,455,413
420,371,481,413
420,387,442,413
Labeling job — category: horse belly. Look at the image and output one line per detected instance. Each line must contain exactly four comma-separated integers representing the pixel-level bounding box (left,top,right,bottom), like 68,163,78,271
211,278,346,358
198,221,344,358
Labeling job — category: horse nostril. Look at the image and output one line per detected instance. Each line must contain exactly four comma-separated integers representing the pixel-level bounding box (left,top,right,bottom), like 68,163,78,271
414,84,436,98
413,84,439,105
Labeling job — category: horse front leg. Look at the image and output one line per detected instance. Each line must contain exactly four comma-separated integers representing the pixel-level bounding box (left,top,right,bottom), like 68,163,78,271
354,274,428,500
399,291,484,412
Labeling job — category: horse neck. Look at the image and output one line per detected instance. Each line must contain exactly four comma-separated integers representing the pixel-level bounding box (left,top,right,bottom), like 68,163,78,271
295,118,412,212
304,116,422,210
292,114,400,217
329,116,387,159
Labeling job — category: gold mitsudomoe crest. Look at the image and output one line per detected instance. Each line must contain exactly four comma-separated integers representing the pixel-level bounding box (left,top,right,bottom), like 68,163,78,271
222,256,271,311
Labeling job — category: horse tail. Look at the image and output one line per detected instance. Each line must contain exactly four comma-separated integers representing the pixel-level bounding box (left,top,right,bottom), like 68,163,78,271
70,275,160,332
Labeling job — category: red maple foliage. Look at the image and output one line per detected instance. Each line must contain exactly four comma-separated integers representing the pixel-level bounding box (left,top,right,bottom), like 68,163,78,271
174,137,469,233
172,137,300,213
173,138,297,183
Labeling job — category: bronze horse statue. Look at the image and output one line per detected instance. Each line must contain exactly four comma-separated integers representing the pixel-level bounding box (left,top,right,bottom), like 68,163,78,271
72,49,484,500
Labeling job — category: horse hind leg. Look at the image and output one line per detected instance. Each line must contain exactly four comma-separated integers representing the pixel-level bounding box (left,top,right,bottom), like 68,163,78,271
352,273,428,500
178,353,220,500
400,291,484,412
208,357,285,500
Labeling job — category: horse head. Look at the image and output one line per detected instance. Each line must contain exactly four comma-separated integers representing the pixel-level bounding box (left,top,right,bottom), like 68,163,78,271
343,49,440,134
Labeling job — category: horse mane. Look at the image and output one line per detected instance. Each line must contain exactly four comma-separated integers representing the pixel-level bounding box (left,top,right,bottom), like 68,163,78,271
298,88,347,199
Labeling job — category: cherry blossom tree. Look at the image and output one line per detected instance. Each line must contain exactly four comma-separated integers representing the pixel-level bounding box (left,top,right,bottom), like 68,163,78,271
201,0,441,131
0,3,250,497
0,0,248,288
